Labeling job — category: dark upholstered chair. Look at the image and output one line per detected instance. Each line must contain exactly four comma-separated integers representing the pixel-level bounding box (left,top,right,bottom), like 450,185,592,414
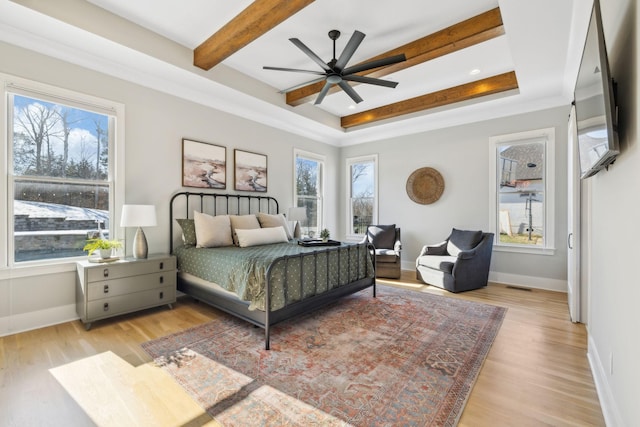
363,225,402,279
416,228,493,292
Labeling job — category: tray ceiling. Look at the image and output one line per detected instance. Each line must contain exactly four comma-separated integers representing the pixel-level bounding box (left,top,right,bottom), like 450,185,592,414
1,0,593,145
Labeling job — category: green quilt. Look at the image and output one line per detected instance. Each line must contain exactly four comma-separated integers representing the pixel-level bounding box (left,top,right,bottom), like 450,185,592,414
175,241,373,311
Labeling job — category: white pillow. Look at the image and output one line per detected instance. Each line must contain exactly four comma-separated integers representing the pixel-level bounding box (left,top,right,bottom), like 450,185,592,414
193,211,234,248
235,226,289,248
256,212,293,240
229,214,261,245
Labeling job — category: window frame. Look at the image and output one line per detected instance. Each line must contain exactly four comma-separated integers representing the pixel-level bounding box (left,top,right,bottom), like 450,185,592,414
1,73,125,274
489,127,555,255
345,154,378,240
293,149,325,236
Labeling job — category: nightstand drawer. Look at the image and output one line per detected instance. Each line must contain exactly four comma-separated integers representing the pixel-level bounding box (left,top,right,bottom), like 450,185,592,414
86,257,176,282
86,272,176,301
86,285,176,320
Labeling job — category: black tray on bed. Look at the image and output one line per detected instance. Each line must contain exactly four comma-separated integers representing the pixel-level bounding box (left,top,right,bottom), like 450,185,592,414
297,239,341,247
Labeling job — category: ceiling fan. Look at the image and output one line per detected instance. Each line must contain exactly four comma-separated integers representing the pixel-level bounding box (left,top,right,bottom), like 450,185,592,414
264,30,406,105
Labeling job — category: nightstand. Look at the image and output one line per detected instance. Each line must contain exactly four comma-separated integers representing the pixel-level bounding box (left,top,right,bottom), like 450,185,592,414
76,254,177,330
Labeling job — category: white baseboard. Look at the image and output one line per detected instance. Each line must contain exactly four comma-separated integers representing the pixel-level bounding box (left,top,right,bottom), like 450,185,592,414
0,316,9,337
401,261,567,292
488,271,567,292
0,303,78,337
588,334,624,427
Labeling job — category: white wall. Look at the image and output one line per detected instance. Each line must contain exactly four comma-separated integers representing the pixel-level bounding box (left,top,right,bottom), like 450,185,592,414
339,106,570,290
0,40,340,336
586,0,639,425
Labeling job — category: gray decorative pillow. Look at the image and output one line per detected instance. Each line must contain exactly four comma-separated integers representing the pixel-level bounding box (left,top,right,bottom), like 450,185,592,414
175,218,196,246
367,224,396,249
447,228,483,257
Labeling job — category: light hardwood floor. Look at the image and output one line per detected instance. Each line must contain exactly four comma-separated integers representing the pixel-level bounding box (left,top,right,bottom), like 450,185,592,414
0,272,605,426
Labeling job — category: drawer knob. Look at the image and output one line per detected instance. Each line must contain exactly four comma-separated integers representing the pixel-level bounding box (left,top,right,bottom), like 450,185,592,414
159,275,164,284
103,268,109,278
103,285,109,294
103,302,109,311
159,262,164,270
159,291,164,300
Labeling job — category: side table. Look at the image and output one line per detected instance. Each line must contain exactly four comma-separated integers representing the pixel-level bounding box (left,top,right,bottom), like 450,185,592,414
76,254,176,330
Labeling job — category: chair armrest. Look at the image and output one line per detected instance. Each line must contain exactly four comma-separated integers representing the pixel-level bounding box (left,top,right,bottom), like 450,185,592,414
419,240,447,256
457,248,477,260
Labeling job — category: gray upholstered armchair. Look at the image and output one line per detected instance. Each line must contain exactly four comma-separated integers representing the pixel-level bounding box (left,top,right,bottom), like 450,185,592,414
363,225,402,279
416,228,493,292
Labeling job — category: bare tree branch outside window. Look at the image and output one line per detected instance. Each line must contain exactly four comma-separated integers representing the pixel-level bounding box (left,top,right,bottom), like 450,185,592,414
11,94,112,262
350,161,374,234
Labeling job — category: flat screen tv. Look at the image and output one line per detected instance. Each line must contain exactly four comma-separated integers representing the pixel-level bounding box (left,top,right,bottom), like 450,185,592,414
574,0,619,179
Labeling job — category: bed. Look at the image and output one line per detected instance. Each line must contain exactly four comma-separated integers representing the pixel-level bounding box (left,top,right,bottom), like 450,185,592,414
169,191,376,349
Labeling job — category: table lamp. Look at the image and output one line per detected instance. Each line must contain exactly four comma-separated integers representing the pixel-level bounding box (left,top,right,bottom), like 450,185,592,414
287,207,307,239
120,204,157,259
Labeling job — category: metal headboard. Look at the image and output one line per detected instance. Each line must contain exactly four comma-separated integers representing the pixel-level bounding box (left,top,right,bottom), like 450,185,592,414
169,191,279,254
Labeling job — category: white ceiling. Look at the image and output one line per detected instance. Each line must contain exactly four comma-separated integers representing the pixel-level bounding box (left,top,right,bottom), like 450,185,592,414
0,0,594,145
86,0,515,117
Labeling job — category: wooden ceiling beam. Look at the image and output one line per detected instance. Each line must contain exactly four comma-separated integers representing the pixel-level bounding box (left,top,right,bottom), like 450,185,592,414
286,7,505,106
340,71,519,129
194,0,315,71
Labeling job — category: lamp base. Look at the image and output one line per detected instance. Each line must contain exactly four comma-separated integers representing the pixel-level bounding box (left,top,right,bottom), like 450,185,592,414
133,227,148,259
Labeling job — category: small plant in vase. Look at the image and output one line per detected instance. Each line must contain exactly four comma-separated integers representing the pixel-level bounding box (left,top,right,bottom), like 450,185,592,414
320,228,330,242
83,238,123,259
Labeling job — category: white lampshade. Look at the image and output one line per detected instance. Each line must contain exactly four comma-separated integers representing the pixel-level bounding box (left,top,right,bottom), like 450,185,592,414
120,204,157,227
120,204,157,259
287,207,307,222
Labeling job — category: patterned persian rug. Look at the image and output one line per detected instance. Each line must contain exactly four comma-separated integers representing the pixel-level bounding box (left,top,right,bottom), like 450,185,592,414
142,285,506,426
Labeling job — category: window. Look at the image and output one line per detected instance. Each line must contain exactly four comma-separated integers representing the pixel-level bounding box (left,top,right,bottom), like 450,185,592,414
294,150,324,237
489,128,555,254
346,155,378,237
3,76,123,266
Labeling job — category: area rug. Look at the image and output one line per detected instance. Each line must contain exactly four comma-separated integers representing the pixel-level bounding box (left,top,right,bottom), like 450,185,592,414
142,285,506,426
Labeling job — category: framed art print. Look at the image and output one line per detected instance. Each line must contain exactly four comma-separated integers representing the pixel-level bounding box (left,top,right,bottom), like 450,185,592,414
234,149,267,192
182,139,226,189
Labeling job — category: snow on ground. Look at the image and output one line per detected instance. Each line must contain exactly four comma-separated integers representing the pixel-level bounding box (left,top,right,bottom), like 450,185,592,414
14,200,108,222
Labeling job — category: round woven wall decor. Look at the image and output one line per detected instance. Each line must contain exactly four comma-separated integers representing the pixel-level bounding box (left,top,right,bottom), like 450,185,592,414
406,167,445,205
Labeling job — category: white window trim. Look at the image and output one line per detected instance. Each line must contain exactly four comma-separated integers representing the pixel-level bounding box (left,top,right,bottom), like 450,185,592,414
1,73,125,277
345,154,378,241
489,128,555,255
293,148,325,231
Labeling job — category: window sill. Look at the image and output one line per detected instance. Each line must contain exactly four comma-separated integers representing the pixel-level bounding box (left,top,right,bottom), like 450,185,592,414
0,258,80,280
493,245,556,256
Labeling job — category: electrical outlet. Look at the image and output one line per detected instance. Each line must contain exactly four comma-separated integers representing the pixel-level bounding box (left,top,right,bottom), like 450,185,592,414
609,352,614,375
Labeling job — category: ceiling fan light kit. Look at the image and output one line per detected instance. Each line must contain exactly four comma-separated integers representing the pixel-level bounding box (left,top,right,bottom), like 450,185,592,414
264,29,406,105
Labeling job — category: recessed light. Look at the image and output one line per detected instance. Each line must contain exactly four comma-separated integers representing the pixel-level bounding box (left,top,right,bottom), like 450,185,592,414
470,68,481,75
348,105,356,110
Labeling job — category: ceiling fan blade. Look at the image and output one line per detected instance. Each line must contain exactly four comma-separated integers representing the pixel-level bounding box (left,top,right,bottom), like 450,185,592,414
263,66,326,75
338,81,363,104
314,81,333,105
342,53,407,76
289,38,332,72
342,75,399,88
279,76,326,94
334,30,365,71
